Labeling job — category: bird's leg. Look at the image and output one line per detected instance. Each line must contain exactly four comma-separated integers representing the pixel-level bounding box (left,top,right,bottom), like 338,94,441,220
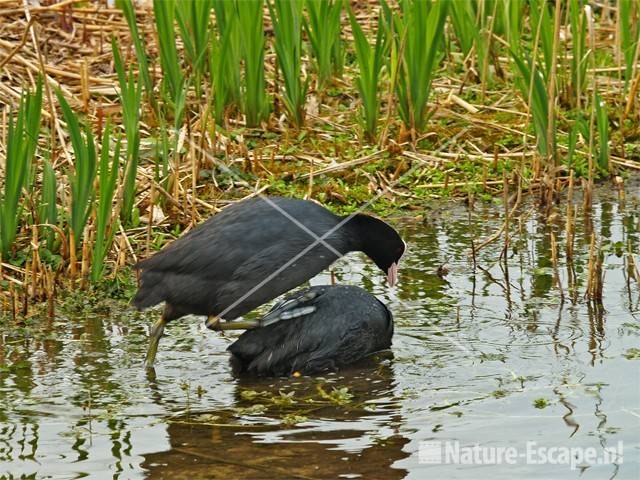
205,316,259,331
214,320,259,330
205,315,220,330
144,314,168,369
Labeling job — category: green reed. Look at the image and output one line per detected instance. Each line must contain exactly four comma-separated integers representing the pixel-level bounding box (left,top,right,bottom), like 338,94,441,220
56,90,97,246
529,0,553,79
502,0,524,50
595,92,609,174
619,0,640,91
511,52,551,159
269,0,308,127
154,0,186,104
116,0,155,111
0,79,42,257
304,0,343,91
91,121,121,283
211,0,242,123
449,1,477,63
112,38,142,226
449,0,493,88
38,160,57,251
348,6,387,141
388,0,448,133
237,0,269,127
568,0,588,108
176,0,214,96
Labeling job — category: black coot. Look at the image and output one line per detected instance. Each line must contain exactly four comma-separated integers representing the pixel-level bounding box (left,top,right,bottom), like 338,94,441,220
228,285,393,376
134,196,405,367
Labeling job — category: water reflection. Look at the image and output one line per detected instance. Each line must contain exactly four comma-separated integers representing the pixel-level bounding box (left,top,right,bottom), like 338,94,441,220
143,358,410,479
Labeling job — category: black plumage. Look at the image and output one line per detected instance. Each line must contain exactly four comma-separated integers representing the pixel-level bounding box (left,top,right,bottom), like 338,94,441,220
134,196,405,367
228,285,394,377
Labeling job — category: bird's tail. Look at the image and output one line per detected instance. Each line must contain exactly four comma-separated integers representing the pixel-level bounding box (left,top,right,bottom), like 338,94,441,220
131,271,165,310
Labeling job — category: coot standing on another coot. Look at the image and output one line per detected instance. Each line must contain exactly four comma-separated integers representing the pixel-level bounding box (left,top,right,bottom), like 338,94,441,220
228,285,393,376
133,196,405,368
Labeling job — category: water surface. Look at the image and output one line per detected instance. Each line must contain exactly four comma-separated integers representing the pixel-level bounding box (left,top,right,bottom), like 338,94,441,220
1,181,639,479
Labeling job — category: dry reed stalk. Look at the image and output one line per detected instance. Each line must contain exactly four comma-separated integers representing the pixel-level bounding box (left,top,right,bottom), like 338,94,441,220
81,58,89,112
29,225,41,299
190,135,197,225
113,234,126,278
306,156,314,200
623,70,640,122
581,176,592,214
79,225,92,289
146,181,155,256
69,231,77,281
482,162,488,191
9,282,16,324
550,229,564,300
501,169,509,261
21,282,27,318
614,175,625,204
45,264,55,320
565,171,575,260
586,231,603,301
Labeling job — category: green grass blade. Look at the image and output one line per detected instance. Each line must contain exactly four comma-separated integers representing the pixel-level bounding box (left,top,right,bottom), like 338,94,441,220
304,0,343,90
56,90,97,244
176,0,214,94
595,92,609,174
116,0,155,110
0,79,42,256
269,0,307,127
112,37,142,225
348,6,387,141
92,121,121,283
568,0,588,108
619,0,640,90
154,0,185,103
529,0,553,79
211,0,242,123
511,50,549,157
237,0,269,127
39,160,58,250
390,0,448,132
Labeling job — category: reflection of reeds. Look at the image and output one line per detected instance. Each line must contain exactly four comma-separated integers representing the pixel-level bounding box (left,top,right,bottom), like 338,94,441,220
627,241,640,284
550,229,564,300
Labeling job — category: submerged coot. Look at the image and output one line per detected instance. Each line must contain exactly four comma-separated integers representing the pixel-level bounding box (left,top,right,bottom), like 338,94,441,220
134,196,405,367
228,285,393,377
